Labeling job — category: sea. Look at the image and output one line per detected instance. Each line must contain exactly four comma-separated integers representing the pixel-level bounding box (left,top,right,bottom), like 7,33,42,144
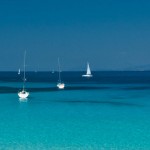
0,71,150,150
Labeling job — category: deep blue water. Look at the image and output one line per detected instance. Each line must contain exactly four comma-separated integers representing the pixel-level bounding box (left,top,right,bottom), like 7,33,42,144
0,71,150,149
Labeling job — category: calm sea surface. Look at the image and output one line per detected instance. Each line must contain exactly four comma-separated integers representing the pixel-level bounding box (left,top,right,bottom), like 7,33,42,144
0,71,150,150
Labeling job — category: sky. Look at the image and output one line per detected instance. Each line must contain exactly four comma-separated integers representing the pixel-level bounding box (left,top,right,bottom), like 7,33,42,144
0,0,150,71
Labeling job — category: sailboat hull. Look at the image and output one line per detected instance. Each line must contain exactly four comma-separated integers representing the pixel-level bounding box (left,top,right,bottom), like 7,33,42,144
57,83,65,89
18,91,29,99
82,74,93,77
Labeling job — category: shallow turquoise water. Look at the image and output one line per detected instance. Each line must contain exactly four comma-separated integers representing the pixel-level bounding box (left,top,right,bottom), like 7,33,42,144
0,80,150,149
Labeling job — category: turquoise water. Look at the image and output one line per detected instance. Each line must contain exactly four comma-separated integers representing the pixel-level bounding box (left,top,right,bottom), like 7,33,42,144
0,72,150,149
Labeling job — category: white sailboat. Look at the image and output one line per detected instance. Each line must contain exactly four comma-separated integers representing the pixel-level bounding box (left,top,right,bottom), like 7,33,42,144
18,51,29,99
18,68,20,75
82,62,93,77
57,58,65,89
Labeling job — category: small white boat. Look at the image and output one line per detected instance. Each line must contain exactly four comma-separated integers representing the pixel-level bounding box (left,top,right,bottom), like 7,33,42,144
18,51,29,99
82,62,93,77
18,90,29,99
57,83,65,89
57,58,65,89
18,69,20,75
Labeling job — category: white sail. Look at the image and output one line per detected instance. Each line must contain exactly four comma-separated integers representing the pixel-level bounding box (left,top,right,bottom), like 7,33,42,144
87,63,91,75
82,62,93,77
18,69,20,75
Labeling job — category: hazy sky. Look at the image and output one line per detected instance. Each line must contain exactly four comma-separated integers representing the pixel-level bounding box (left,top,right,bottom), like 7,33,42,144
0,0,150,71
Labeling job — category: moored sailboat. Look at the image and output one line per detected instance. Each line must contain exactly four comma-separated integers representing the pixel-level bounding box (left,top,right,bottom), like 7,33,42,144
18,51,29,99
57,58,65,89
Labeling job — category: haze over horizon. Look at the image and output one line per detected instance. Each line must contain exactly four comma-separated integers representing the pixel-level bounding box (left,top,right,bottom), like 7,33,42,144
0,0,150,71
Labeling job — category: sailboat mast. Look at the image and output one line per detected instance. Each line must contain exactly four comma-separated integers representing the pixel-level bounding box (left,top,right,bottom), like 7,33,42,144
58,58,61,82
23,51,26,90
